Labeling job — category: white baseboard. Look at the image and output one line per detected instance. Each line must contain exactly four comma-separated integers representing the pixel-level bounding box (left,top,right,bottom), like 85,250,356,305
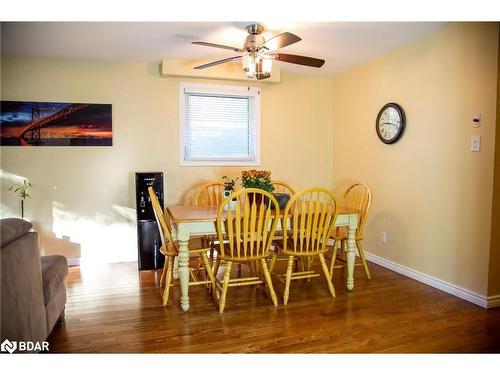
364,251,497,309
67,257,80,267
487,294,500,308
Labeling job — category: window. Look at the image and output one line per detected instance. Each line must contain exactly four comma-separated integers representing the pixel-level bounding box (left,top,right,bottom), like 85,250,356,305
179,82,260,166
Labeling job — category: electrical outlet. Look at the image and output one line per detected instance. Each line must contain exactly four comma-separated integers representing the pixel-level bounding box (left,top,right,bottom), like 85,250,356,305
380,231,387,243
470,135,481,152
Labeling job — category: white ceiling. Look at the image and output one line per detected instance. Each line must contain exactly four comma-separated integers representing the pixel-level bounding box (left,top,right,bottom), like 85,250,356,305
1,22,446,76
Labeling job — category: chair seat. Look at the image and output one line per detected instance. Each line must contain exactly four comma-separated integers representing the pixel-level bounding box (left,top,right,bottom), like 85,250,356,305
331,227,363,240
160,237,211,257
185,236,212,252
331,227,347,239
272,239,328,256
211,242,270,262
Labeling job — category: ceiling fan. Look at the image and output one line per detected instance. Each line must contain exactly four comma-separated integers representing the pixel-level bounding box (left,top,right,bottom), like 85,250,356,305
191,24,325,80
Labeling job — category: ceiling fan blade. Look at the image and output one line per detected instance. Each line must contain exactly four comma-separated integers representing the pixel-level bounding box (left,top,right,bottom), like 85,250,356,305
192,41,242,52
193,55,242,69
273,53,325,68
259,32,301,51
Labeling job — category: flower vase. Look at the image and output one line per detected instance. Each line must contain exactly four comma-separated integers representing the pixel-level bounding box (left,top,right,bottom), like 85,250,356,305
248,192,269,207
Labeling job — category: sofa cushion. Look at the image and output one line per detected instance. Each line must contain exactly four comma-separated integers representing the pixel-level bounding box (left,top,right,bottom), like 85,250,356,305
0,218,33,247
40,255,68,305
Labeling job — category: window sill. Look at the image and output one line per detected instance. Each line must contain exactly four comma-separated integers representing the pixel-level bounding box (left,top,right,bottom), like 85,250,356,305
179,159,261,167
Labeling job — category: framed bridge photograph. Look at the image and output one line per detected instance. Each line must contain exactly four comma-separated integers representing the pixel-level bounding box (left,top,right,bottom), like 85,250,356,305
0,101,112,146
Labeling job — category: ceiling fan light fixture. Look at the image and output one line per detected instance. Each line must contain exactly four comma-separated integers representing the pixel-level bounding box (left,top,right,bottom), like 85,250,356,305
243,53,256,78
255,58,271,80
242,54,251,72
242,53,272,79
261,56,273,75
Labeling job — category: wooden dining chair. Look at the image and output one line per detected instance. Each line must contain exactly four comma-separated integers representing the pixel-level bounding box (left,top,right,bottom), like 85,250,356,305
212,188,280,313
329,182,372,280
193,182,227,262
148,187,217,307
271,188,338,305
270,180,297,267
194,182,226,207
272,180,296,196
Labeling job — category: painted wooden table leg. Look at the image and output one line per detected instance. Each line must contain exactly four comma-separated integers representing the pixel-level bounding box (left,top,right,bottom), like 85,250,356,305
177,223,191,312
173,257,179,280
171,225,180,280
346,214,358,291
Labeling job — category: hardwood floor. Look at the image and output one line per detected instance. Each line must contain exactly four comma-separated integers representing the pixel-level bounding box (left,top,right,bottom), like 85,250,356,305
47,258,500,353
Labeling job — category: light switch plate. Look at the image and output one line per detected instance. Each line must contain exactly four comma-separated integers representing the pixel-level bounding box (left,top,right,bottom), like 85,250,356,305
473,113,481,128
470,135,481,152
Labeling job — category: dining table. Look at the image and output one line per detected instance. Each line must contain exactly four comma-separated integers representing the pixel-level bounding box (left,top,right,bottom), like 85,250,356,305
166,204,359,312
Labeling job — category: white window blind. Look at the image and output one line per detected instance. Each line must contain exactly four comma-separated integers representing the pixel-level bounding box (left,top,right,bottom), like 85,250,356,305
179,83,260,166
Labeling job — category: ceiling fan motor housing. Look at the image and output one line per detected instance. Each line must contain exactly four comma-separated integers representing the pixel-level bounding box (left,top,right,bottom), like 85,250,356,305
246,24,264,35
244,24,266,52
244,34,265,52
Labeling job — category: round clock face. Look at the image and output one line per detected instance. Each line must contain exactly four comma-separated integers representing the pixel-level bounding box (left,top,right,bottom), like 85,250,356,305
376,103,406,144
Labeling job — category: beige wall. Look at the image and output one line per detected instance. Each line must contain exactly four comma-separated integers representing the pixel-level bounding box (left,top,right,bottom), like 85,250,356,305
0,57,333,264
1,22,498,299
331,22,498,297
488,31,500,297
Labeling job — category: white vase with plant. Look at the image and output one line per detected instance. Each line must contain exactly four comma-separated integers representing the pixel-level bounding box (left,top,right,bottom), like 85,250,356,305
222,176,239,211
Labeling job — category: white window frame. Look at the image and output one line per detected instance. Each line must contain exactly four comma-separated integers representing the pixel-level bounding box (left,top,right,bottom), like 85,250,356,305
179,82,261,166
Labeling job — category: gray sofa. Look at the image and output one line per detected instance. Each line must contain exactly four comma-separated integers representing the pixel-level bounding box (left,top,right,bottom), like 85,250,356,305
1,218,68,348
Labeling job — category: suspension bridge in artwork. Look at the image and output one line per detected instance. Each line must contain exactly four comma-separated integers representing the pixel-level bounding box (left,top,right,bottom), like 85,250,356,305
17,103,89,145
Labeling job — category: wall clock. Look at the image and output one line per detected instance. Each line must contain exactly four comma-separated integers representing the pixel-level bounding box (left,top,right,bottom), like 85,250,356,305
376,102,406,144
